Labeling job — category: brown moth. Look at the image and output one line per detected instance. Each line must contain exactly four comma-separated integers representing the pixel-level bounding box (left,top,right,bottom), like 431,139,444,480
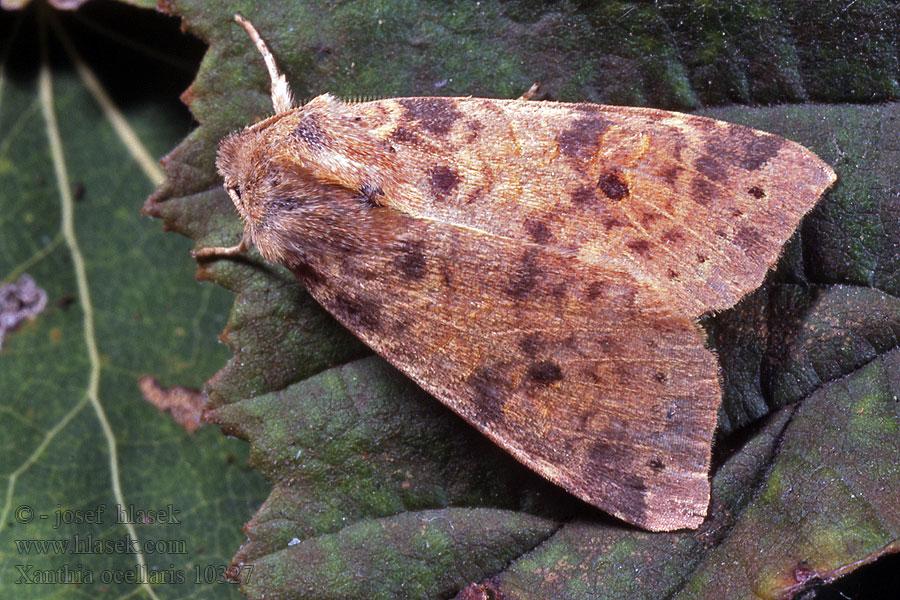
197,14,836,531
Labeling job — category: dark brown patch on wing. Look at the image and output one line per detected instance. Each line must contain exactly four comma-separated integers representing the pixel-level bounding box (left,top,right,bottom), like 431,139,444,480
439,265,454,289
428,165,460,197
598,172,629,200
292,117,328,148
518,333,543,357
288,261,325,289
585,437,648,495
691,176,716,206
557,116,610,160
661,165,682,185
549,282,568,300
647,458,666,472
506,249,543,299
732,126,785,171
524,219,552,244
467,366,508,423
585,281,607,301
332,293,381,332
464,119,483,143
391,127,419,143
394,240,427,280
695,155,727,182
748,185,766,199
595,334,623,355
571,185,596,205
602,216,625,230
702,123,785,173
627,239,651,256
398,98,463,136
527,360,563,386
661,229,684,243
735,225,764,251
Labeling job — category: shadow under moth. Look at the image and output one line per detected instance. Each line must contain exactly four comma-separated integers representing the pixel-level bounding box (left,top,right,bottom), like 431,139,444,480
196,14,836,531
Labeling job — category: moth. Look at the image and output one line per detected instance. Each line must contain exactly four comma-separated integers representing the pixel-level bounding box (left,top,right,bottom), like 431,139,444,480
197,14,836,531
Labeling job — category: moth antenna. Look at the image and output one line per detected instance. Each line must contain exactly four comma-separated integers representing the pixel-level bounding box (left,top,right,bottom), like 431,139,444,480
518,82,540,101
234,13,295,114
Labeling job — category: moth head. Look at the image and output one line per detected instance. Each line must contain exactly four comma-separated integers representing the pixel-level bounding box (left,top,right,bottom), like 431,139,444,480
215,117,304,262
214,111,396,266
216,126,267,228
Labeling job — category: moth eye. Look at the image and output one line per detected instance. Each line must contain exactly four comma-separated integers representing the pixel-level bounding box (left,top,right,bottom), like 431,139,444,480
228,185,242,203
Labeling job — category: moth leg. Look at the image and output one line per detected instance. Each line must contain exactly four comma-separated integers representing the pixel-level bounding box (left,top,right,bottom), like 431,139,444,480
234,13,295,114
191,227,253,259
517,83,540,101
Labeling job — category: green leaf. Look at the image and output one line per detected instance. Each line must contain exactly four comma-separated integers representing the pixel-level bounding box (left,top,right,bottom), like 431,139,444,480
142,1,900,599
0,4,266,599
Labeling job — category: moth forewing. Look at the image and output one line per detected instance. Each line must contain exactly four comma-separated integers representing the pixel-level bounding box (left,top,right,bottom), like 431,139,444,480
202,14,837,531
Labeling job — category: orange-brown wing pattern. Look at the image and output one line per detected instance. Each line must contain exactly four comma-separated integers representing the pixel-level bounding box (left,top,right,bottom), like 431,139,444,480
215,94,835,530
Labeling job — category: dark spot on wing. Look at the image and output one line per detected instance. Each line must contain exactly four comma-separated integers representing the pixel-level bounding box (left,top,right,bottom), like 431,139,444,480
398,98,463,136
528,360,563,386
627,239,651,256
654,371,667,383
585,436,648,504
467,366,508,423
549,282,567,300
691,176,716,206
695,154,727,182
613,362,632,382
391,127,419,143
524,219,552,244
464,119,483,143
332,293,381,332
288,261,325,289
648,458,666,472
585,281,607,301
440,265,454,289
748,186,766,199
735,225,764,251
702,123,785,173
732,127,785,171
696,253,708,264
518,334,543,357
557,116,610,160
394,240,427,280
571,185,596,205
292,116,330,149
598,171,629,200
428,165,460,197
595,334,622,355
662,229,684,243
506,249,543,299
661,165,682,185
602,216,625,230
